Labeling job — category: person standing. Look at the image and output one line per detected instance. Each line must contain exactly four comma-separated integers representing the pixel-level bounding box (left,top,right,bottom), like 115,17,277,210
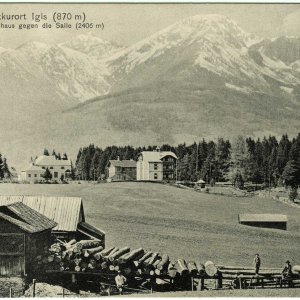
282,260,293,287
115,271,127,294
253,254,261,275
282,261,292,279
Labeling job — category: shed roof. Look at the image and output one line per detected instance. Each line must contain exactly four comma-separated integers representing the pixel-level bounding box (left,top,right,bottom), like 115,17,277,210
239,214,287,223
77,222,106,240
35,155,71,167
196,179,205,183
0,196,84,232
109,160,136,168
139,151,178,163
0,202,57,233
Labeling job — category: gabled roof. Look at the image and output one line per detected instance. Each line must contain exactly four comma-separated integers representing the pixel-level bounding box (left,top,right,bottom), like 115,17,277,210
25,164,44,172
35,155,71,167
0,202,57,233
0,196,84,232
109,160,136,168
139,151,178,162
239,214,287,223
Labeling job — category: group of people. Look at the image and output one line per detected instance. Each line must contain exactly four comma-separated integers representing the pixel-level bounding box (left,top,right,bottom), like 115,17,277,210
253,253,293,279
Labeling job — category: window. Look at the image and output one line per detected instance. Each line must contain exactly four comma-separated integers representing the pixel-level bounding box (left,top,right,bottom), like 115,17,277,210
50,167,53,170
154,163,158,170
34,174,37,177
154,173,158,180
40,174,43,177
28,174,31,178
61,167,65,170
42,167,45,169
54,172,58,178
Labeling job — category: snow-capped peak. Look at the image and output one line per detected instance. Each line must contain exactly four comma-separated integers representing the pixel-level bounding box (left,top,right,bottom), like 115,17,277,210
62,34,110,50
16,41,50,52
61,34,122,58
105,13,262,79
178,14,260,47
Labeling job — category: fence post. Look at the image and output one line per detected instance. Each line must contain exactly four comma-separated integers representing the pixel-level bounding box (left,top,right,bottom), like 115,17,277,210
32,279,36,298
71,274,77,284
200,277,205,291
9,287,12,298
62,288,65,298
191,277,194,291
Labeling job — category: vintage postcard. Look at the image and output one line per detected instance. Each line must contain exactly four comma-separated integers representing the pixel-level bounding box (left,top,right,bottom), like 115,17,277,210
0,2,300,297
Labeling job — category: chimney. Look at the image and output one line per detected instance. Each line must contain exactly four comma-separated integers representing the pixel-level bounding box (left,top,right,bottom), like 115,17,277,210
117,156,120,161
156,146,161,152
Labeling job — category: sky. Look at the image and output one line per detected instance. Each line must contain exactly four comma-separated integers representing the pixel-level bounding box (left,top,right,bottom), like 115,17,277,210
0,3,300,48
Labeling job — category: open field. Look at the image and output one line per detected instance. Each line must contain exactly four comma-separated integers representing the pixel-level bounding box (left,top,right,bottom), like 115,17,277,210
1,182,300,270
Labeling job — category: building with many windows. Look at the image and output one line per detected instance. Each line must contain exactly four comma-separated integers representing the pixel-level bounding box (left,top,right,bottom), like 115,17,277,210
136,148,177,181
21,155,71,182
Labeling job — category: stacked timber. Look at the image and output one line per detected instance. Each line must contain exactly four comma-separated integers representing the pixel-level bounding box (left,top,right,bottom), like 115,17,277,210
38,240,154,276
292,265,300,273
168,263,177,278
175,259,189,276
37,238,213,281
204,261,218,277
39,239,297,286
155,254,169,275
216,265,285,279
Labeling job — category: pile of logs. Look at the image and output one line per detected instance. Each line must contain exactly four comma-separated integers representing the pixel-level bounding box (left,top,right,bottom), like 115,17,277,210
35,240,211,279
216,265,283,277
37,239,300,288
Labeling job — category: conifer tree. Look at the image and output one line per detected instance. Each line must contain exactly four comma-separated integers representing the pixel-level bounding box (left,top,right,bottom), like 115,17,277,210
43,167,52,182
43,149,50,156
0,154,4,179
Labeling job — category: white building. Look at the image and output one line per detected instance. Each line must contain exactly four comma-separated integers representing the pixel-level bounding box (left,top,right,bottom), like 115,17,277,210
137,148,178,181
21,155,71,182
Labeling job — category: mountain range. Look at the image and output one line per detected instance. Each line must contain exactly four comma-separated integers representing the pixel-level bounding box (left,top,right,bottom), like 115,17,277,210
1,14,300,170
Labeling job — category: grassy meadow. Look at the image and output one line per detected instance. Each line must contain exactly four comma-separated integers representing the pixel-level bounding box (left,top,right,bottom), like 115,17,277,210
1,182,300,269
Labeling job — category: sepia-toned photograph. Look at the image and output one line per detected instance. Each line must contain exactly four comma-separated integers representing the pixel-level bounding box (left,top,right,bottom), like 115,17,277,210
0,2,300,297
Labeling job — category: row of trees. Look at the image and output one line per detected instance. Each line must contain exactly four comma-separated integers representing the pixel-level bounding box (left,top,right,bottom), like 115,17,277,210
74,133,300,191
43,149,69,160
0,153,11,180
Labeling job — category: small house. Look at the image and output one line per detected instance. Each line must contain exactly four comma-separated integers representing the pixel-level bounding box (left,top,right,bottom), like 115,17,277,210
238,214,287,230
106,159,137,181
195,179,206,189
0,202,57,276
0,196,105,245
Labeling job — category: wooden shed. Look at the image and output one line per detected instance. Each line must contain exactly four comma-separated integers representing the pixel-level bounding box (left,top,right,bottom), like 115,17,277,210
0,202,57,276
0,196,105,245
238,214,287,230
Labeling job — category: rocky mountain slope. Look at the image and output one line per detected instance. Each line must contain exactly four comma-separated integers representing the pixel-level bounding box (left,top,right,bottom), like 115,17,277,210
1,14,300,169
